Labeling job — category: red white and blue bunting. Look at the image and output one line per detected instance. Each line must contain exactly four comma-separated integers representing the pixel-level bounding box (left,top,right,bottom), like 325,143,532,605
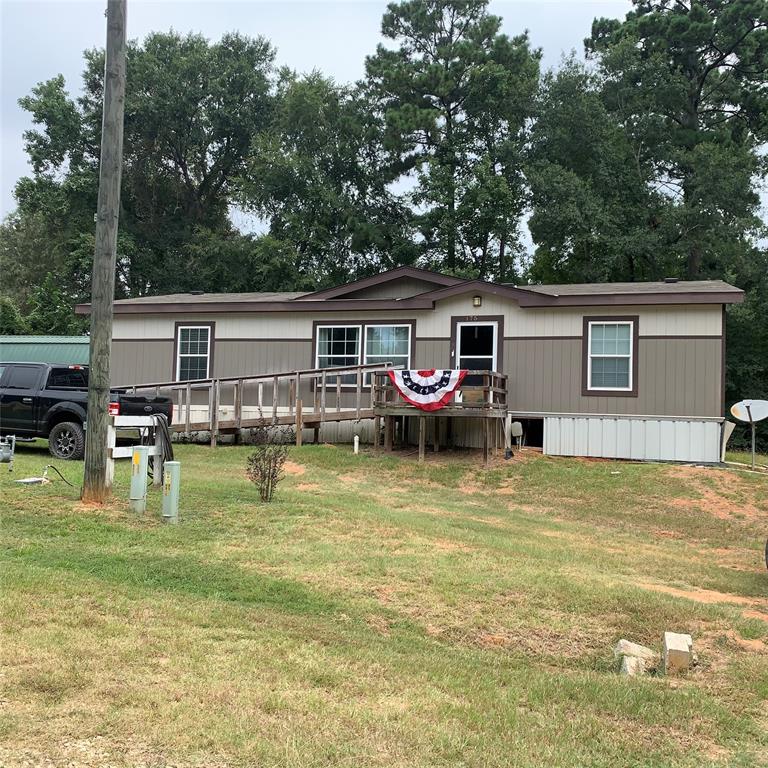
387,369,467,411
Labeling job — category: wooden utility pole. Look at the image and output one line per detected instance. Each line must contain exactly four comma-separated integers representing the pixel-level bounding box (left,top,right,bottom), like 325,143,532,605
82,0,127,502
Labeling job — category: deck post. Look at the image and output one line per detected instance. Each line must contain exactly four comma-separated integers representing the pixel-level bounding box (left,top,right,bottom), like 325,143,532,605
313,426,320,444
321,371,327,422
295,398,303,447
482,417,489,467
373,414,381,452
185,382,191,435
418,415,426,463
234,379,243,432
384,415,393,452
272,376,278,424
434,417,440,453
355,369,362,420
209,382,218,448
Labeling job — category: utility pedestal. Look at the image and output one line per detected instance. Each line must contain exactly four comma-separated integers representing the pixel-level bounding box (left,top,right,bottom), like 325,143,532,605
129,445,149,514
162,461,180,524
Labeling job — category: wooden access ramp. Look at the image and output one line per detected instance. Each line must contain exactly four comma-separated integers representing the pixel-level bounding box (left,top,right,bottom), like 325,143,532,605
119,363,399,446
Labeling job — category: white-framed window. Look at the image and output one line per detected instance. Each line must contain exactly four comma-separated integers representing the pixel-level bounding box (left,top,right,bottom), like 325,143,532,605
315,323,412,385
316,325,362,384
587,321,633,391
364,324,411,383
176,325,212,381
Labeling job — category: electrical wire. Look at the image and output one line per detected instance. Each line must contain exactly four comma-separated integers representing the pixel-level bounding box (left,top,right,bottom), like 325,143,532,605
42,465,75,487
141,414,174,479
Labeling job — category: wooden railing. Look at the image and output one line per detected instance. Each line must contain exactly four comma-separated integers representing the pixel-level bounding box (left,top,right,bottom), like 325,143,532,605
373,370,507,413
118,362,401,446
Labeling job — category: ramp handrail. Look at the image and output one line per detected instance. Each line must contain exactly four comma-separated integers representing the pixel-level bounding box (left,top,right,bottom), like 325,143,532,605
118,362,403,446
116,361,399,392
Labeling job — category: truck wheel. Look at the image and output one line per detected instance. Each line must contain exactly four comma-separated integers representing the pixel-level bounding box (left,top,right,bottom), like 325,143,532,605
48,421,85,460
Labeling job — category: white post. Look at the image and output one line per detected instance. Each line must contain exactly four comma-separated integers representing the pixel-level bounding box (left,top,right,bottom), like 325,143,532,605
353,435,360,455
106,418,117,487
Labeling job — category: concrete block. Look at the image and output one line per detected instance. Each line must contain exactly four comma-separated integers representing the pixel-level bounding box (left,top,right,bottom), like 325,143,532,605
613,639,657,663
663,632,693,674
620,655,646,676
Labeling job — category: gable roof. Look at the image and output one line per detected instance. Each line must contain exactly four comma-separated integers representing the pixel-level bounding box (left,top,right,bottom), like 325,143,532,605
75,267,744,315
294,265,463,301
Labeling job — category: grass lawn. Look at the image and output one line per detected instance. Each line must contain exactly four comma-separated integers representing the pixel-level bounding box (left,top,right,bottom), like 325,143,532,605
1,441,767,767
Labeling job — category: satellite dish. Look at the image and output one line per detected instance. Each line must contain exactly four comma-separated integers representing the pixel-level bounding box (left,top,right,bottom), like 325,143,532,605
730,399,768,423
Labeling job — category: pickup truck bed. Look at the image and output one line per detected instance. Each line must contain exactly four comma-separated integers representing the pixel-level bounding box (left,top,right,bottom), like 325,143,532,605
0,362,173,460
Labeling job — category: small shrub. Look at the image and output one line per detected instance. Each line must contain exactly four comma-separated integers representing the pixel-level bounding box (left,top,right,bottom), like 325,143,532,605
246,430,291,502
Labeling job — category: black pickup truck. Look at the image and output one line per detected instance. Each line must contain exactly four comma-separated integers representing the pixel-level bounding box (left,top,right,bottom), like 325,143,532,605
0,362,173,460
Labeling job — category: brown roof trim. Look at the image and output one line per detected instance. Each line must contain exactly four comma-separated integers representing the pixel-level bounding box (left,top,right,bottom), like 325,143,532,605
75,282,744,315
520,291,744,307
75,298,440,315
294,265,463,301
402,279,557,307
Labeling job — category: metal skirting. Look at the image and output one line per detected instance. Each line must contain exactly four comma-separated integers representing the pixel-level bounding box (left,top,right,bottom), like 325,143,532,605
542,415,723,464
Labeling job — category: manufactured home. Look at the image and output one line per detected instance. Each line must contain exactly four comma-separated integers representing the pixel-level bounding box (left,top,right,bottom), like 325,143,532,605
76,266,743,463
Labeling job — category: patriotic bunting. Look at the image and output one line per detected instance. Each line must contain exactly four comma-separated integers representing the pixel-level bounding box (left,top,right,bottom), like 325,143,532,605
387,369,466,411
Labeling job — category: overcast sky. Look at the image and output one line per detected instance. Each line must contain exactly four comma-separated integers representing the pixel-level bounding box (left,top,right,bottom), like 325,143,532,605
0,0,632,220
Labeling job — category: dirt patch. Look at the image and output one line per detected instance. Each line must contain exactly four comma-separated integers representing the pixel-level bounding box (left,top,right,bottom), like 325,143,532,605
743,609,768,623
283,460,305,476
637,581,756,606
470,615,612,660
636,581,768,623
295,483,320,492
665,465,766,521
366,614,391,636
652,528,686,540
724,630,767,653
431,538,475,553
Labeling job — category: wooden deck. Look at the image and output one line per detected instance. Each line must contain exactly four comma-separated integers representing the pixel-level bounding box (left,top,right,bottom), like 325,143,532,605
120,365,509,463
372,371,508,464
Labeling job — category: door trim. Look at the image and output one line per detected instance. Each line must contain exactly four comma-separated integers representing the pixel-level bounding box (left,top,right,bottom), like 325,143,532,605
449,315,504,371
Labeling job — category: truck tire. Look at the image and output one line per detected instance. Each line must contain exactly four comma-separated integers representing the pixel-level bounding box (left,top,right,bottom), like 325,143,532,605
48,421,85,460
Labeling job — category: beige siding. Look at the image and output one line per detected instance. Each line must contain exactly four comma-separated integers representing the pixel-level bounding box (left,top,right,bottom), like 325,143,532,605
504,337,721,417
111,340,173,385
110,290,724,418
214,340,312,378
346,277,442,299
414,338,450,369
111,296,722,342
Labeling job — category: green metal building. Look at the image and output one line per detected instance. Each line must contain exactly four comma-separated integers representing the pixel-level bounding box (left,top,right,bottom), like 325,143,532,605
0,336,89,365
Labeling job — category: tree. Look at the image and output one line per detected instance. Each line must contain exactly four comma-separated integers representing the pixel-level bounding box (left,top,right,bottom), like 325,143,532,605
526,59,673,283
26,273,87,336
586,0,768,279
239,70,416,286
724,248,768,451
365,0,539,277
0,297,29,335
10,31,277,304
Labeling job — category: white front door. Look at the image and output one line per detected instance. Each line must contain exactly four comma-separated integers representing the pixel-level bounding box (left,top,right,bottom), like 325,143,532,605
454,321,499,401
455,321,498,373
